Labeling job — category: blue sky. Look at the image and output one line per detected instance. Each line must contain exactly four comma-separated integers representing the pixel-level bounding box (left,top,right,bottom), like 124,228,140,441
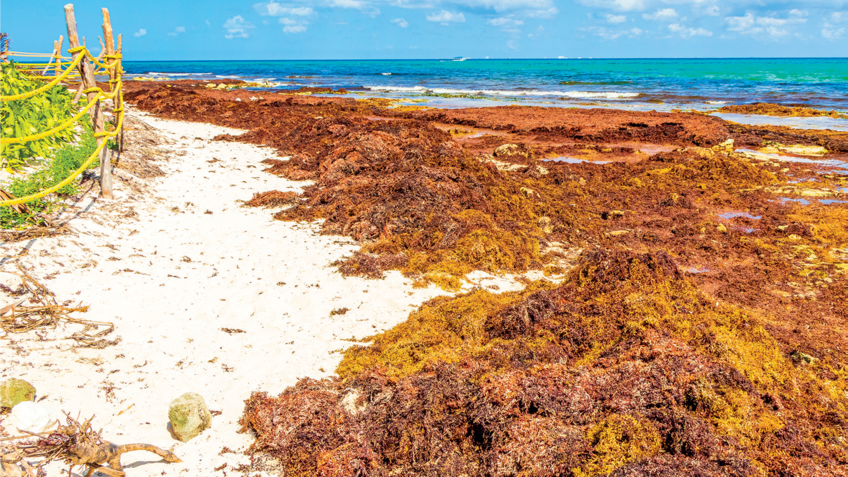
3,1,847,59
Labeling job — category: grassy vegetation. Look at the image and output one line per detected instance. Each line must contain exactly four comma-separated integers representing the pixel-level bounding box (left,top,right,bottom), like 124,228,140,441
1,62,78,171
0,121,97,229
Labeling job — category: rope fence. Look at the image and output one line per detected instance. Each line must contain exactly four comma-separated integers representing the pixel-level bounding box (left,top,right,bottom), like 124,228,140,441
0,4,123,207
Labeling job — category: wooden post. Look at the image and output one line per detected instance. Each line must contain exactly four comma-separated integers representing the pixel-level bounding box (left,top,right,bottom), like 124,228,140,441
101,8,123,158
54,35,64,78
65,3,113,199
116,34,124,151
41,43,58,76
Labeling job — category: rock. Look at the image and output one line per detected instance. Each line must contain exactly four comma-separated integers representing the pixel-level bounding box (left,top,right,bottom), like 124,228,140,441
0,379,35,408
493,143,531,159
8,401,59,434
778,144,827,156
168,392,213,442
712,139,734,153
538,216,554,234
717,223,728,233
791,350,817,364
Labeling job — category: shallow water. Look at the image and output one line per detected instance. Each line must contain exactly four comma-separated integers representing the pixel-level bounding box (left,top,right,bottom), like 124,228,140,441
716,114,848,132
735,149,848,174
778,198,811,205
718,212,762,220
543,157,610,164
120,58,848,116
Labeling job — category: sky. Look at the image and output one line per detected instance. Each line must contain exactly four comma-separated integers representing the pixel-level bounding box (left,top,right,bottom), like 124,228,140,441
3,0,847,60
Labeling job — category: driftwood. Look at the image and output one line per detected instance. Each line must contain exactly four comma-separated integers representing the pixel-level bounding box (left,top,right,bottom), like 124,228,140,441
4,414,181,476
1,265,113,344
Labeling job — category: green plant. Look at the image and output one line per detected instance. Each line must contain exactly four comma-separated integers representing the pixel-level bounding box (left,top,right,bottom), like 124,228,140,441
1,61,78,172
0,121,97,228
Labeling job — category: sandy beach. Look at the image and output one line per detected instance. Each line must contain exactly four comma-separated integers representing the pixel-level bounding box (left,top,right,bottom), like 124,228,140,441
2,78,847,475
0,106,535,476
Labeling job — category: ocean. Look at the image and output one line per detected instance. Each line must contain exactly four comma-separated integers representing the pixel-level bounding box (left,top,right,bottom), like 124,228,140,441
123,58,848,115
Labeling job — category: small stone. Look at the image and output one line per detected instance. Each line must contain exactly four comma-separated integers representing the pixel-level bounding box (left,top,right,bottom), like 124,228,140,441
717,223,728,233
1,378,36,408
168,392,213,442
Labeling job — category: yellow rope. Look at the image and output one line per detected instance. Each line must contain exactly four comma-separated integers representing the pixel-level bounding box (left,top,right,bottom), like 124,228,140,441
5,51,68,59
1,90,103,144
0,54,83,101
0,113,123,207
1,45,124,207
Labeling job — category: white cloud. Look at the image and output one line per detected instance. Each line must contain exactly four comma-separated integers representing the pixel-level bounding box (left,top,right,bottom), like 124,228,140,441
605,13,627,23
526,7,558,18
223,15,255,39
823,13,846,40
822,26,844,39
705,5,720,17
725,13,755,31
444,0,555,14
278,16,310,33
669,23,712,37
789,9,807,17
528,25,544,38
578,0,645,12
584,25,643,39
426,10,466,23
392,17,409,27
487,16,523,26
255,1,314,16
227,0,543,18
133,28,147,37
724,12,806,38
284,24,308,33
642,8,677,21
167,26,186,36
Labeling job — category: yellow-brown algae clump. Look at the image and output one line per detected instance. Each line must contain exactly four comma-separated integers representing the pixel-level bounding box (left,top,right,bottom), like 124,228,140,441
241,250,848,476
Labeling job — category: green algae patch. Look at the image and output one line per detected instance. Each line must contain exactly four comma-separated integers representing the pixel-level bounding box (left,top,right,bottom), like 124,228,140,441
0,378,36,408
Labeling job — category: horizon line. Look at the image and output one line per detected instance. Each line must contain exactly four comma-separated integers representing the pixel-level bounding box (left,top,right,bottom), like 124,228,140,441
121,56,848,62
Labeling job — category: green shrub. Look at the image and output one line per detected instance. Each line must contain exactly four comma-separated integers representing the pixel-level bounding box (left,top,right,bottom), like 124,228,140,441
1,61,78,171
0,121,97,229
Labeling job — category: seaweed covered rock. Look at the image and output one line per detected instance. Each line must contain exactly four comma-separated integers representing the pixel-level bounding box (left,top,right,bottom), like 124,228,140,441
169,392,212,442
241,250,848,476
0,378,35,409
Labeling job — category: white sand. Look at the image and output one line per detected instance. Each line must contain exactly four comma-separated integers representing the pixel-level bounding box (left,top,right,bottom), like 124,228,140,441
0,109,533,476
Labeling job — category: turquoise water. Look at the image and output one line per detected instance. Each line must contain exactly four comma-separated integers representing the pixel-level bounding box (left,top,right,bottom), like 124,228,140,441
124,58,848,111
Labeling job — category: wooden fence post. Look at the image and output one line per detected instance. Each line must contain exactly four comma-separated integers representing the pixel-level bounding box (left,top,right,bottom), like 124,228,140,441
55,35,64,77
116,33,124,151
65,3,113,199
101,8,124,160
41,42,58,76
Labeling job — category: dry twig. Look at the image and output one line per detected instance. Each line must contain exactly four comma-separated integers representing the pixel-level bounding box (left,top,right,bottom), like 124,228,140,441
5,414,180,476
1,266,113,344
